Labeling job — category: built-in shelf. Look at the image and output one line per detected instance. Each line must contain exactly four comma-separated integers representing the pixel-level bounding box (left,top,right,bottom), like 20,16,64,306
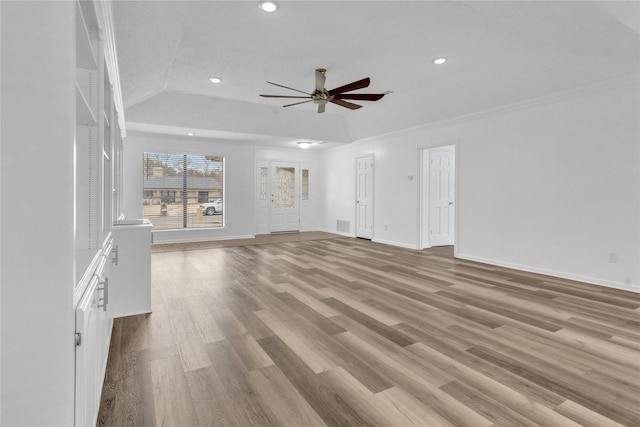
76,83,97,126
104,74,112,114
74,248,101,292
75,1,97,70
73,0,125,326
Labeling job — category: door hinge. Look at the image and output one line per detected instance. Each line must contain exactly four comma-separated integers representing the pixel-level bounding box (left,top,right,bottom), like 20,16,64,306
75,332,82,347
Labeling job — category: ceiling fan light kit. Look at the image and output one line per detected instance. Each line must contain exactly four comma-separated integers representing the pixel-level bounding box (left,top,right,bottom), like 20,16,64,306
260,68,387,113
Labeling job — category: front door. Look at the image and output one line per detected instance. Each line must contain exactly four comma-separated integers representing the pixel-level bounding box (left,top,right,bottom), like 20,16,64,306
271,162,299,232
429,148,455,246
356,155,373,239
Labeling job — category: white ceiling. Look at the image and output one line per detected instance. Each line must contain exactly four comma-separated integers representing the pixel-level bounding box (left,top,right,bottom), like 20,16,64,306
113,1,640,149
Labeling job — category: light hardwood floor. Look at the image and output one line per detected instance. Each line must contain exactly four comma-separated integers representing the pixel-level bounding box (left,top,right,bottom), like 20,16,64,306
98,235,640,426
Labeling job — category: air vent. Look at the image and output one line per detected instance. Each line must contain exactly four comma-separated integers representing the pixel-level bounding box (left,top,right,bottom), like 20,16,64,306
337,220,350,233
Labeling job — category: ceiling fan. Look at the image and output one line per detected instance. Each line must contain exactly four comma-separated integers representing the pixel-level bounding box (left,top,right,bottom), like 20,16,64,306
260,68,387,113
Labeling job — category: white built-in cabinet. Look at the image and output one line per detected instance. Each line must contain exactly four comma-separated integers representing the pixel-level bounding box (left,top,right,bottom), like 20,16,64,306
1,1,126,426
74,2,124,425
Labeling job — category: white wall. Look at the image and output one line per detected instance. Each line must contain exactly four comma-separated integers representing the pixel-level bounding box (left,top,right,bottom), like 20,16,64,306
123,134,323,243
321,78,640,291
1,2,77,425
123,78,639,291
456,81,639,291
320,144,360,236
254,146,320,165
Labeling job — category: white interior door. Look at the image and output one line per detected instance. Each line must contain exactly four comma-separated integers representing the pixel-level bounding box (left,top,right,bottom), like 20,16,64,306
271,162,299,232
356,155,374,239
429,147,455,246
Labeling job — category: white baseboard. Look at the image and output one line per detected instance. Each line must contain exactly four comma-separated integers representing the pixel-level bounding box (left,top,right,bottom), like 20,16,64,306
152,232,255,245
456,252,639,294
372,237,419,250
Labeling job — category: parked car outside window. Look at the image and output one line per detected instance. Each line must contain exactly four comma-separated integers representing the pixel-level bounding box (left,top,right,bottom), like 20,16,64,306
200,198,222,215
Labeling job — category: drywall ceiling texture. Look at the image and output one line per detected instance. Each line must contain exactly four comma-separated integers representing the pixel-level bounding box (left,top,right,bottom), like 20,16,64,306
113,1,640,147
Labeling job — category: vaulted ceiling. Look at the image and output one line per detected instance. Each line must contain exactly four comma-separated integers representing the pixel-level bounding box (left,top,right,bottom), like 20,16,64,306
113,1,639,148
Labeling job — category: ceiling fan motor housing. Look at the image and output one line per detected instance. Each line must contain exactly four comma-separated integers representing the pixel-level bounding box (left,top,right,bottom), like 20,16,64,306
312,91,331,104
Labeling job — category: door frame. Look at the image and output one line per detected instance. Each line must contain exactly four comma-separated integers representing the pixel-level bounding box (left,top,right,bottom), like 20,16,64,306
256,159,311,234
419,143,458,250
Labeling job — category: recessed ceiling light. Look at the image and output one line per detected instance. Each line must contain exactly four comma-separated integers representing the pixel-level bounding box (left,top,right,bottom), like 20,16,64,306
297,141,311,149
186,132,195,136
258,1,279,12
433,57,447,65
208,76,222,84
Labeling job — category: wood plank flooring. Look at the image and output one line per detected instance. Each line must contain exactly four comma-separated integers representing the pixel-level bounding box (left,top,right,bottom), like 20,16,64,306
98,237,640,426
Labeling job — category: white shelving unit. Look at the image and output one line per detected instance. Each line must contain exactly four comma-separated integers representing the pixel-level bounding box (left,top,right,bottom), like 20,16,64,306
73,2,126,425
1,1,126,425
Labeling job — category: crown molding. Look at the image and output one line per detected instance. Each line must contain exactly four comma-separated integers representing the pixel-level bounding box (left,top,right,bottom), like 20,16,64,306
353,74,639,145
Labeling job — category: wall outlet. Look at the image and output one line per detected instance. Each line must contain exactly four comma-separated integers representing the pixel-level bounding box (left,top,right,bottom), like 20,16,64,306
384,225,388,231
608,252,618,263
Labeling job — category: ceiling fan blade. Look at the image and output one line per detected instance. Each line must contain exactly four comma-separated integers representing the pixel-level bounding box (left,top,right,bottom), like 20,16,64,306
330,98,362,110
317,103,325,114
260,94,312,99
328,77,370,95
334,93,385,101
267,81,311,95
283,99,313,108
315,68,326,92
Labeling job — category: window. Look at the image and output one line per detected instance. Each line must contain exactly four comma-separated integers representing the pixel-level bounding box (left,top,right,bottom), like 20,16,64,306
260,167,268,201
160,191,176,204
275,167,295,208
143,152,224,229
302,169,309,201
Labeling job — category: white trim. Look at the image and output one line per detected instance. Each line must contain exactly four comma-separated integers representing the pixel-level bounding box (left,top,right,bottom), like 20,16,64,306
456,253,640,294
93,0,126,137
73,250,103,308
372,238,418,250
151,232,255,245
